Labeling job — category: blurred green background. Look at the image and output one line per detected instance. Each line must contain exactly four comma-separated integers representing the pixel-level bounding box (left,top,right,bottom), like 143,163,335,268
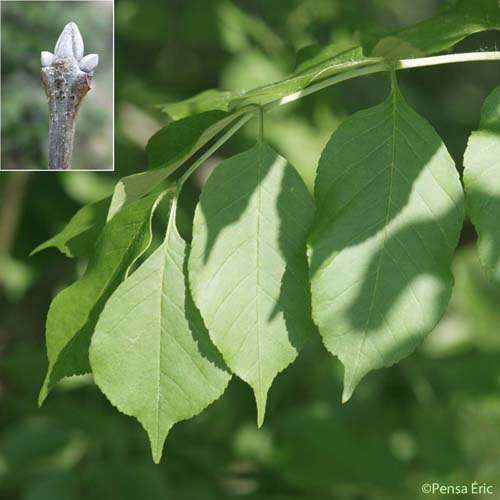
1,0,113,170
1,0,500,499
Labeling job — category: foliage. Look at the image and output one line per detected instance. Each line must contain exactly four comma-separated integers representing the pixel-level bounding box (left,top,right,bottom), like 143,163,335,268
2,1,500,497
364,0,500,58
30,197,110,258
38,193,165,405
90,198,231,463
309,75,465,401
463,86,500,285
30,0,500,463
161,45,381,118
189,142,315,427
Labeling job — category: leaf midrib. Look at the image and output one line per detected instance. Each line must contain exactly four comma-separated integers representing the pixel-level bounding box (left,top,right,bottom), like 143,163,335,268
348,90,398,388
47,218,151,361
155,215,175,454
255,140,264,417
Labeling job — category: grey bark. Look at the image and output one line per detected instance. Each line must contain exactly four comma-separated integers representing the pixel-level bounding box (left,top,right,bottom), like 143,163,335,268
41,22,99,170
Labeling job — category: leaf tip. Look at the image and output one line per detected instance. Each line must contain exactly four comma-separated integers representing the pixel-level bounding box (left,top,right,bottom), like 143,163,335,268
341,386,353,404
150,435,167,464
255,388,268,428
257,412,265,429
342,366,360,403
37,382,49,407
29,241,66,258
147,423,173,465
151,447,163,464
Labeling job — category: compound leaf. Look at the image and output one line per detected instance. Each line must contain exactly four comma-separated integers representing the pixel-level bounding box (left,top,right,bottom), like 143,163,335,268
189,143,315,425
308,76,464,402
464,85,500,284
39,192,165,405
31,197,109,258
90,199,230,463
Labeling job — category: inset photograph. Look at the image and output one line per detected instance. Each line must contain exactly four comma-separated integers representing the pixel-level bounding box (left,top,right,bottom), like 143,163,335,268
1,0,114,170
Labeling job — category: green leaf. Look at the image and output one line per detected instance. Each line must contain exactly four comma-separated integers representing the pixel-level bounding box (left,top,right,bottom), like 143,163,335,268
31,197,109,258
39,192,165,405
294,43,360,72
90,199,230,463
107,170,174,222
427,246,500,355
308,76,464,402
107,111,241,220
293,42,373,77
147,110,231,170
368,0,500,59
161,45,381,118
463,85,500,285
229,45,379,109
189,142,315,425
161,89,233,120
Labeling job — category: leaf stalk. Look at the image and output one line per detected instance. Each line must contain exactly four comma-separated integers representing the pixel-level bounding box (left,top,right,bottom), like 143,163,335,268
177,51,500,186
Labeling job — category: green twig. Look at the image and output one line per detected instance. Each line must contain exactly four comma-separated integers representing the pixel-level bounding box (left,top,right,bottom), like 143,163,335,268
176,50,500,187
176,112,256,194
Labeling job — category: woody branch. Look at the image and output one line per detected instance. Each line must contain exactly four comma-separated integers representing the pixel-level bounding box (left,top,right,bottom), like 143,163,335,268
41,22,99,170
